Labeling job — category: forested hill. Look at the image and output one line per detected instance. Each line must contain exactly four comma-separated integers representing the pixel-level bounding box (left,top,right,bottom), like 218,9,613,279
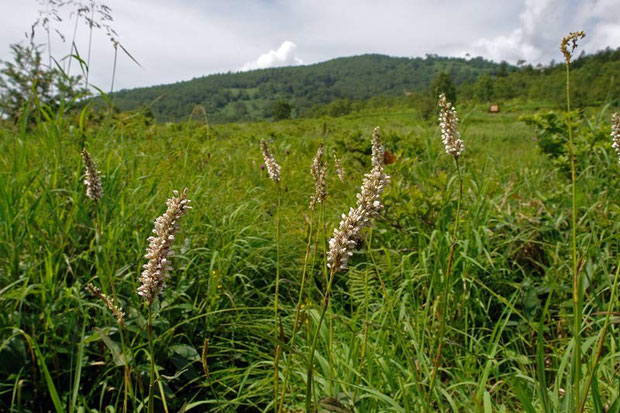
110,54,508,122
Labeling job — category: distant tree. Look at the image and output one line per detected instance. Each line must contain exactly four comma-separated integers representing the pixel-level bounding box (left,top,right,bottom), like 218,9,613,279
430,71,456,103
475,74,494,102
211,92,227,109
327,99,352,117
232,101,248,118
272,100,292,120
0,42,86,122
497,61,510,77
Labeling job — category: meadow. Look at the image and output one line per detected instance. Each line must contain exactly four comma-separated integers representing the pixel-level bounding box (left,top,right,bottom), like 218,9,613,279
0,86,618,413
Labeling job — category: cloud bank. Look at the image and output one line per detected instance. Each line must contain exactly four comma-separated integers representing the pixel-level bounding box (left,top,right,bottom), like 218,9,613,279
0,0,617,90
470,0,620,63
241,41,303,71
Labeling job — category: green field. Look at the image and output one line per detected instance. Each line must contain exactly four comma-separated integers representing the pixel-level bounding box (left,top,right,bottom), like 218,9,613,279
0,98,619,412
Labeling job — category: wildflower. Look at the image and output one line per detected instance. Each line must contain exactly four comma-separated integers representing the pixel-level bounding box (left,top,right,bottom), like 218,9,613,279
327,128,391,272
371,126,384,167
612,112,620,163
438,94,464,159
560,31,586,64
333,152,345,182
355,162,390,223
260,139,281,183
85,282,125,326
310,143,328,210
81,148,104,202
138,189,192,306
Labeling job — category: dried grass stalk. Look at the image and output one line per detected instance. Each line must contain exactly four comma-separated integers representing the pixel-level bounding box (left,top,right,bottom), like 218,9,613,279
86,282,125,326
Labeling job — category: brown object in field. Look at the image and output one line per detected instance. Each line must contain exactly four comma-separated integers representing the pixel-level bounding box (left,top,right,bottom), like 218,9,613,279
383,149,396,165
489,104,500,113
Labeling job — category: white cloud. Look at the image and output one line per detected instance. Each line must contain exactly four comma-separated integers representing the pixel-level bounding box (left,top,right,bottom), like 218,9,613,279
241,41,303,71
470,0,620,64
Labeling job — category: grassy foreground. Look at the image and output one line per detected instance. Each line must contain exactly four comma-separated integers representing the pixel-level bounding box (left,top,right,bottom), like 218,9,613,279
0,101,618,412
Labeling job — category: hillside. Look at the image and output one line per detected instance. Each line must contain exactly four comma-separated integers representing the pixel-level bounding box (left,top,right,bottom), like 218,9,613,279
110,54,508,122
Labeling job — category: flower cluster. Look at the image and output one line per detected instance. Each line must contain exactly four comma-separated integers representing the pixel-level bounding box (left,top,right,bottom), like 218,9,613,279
81,148,104,202
138,189,192,306
260,140,281,183
86,282,125,326
327,128,391,272
438,94,464,159
560,31,586,64
310,143,328,210
612,112,620,163
371,126,385,167
333,152,345,182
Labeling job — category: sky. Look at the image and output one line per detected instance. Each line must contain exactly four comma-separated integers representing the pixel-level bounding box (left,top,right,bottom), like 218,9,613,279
0,0,618,91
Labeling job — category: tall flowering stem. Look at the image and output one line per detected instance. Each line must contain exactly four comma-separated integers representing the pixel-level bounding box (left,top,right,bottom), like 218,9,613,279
428,95,465,404
561,31,585,409
81,148,104,202
279,142,328,411
305,127,390,412
260,139,283,411
139,189,191,413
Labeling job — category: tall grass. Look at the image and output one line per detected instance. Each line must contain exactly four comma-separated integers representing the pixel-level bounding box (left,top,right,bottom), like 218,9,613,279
0,55,618,412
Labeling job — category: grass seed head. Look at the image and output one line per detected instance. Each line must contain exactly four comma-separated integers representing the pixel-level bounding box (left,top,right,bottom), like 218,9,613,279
81,148,104,202
560,31,586,64
138,188,192,306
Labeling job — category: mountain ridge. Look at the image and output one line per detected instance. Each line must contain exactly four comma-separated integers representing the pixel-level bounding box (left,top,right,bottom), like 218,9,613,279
110,53,510,122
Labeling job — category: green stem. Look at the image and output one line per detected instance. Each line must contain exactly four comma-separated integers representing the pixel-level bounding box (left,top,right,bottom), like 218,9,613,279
277,209,315,413
427,157,463,407
565,59,581,409
319,205,334,396
352,229,373,404
306,266,336,413
147,307,155,413
274,184,282,412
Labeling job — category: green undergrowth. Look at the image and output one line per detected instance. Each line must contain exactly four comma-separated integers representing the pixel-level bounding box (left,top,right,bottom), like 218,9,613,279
0,102,618,412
